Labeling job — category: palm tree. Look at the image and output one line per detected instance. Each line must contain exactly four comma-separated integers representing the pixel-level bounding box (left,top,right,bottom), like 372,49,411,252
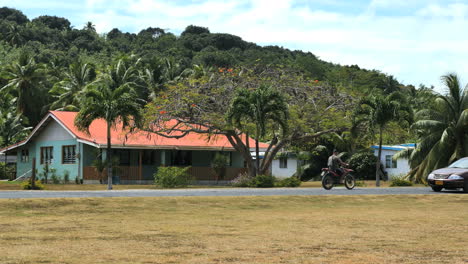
402,84,437,113
139,58,165,101
395,73,468,183
0,52,46,125
75,60,143,190
354,92,412,186
227,84,289,175
0,100,31,177
84,21,96,32
5,23,25,46
49,60,95,111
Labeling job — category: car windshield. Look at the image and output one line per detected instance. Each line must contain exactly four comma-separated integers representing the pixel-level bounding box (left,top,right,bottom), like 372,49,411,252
448,159,468,169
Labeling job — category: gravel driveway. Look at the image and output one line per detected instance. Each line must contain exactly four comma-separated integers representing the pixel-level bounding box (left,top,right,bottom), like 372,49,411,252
0,187,463,199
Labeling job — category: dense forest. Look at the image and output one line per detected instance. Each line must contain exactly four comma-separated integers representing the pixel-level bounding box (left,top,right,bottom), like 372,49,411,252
2,6,463,183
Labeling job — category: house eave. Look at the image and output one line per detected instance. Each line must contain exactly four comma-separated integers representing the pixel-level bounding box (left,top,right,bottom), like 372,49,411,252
1,112,78,153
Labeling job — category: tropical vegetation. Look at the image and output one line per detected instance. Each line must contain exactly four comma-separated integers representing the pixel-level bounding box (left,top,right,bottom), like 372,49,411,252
0,7,462,184
394,74,468,182
74,59,143,190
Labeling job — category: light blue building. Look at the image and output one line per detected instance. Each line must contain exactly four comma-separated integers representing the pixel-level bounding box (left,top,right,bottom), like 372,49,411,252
1,111,266,184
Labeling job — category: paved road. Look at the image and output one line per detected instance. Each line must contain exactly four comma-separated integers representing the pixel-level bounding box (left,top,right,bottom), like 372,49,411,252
0,187,464,199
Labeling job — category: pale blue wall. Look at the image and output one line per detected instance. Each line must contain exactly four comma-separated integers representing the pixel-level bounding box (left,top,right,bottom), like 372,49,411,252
34,139,79,180
16,143,36,178
16,139,79,180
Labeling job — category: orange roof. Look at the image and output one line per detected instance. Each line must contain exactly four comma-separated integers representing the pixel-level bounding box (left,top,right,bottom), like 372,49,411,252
41,111,268,151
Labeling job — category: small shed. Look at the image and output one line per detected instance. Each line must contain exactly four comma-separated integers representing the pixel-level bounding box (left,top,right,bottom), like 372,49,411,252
271,152,299,179
371,144,415,179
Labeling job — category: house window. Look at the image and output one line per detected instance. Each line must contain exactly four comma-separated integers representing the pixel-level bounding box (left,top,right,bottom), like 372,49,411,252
21,149,29,163
142,150,156,165
279,157,288,168
225,152,232,167
62,145,76,164
385,155,397,168
213,152,232,167
40,147,53,164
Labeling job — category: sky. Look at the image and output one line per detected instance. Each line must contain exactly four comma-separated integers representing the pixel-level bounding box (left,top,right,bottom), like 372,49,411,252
2,0,468,92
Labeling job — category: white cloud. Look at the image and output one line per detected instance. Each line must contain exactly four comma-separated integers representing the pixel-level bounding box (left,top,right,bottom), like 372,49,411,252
417,3,468,19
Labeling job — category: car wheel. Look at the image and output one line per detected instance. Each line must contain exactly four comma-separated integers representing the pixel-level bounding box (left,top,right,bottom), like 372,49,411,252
463,180,468,193
431,186,443,192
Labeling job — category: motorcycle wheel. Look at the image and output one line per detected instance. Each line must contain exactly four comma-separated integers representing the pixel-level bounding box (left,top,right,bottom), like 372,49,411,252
322,174,334,190
344,174,356,190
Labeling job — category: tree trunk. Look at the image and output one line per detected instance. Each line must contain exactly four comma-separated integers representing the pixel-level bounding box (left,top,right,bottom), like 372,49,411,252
375,127,383,187
44,163,48,184
245,133,255,177
255,123,260,175
255,138,260,175
4,152,7,180
107,122,113,190
225,129,347,178
225,131,255,178
259,138,287,175
31,158,36,189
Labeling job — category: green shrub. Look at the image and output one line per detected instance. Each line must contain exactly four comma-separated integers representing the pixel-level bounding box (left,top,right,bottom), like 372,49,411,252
390,175,413,187
154,166,192,188
211,152,228,181
276,177,301,187
348,151,378,180
21,180,45,190
230,172,253,187
63,170,70,184
75,177,83,184
298,146,329,181
51,170,61,184
0,162,14,179
251,174,275,188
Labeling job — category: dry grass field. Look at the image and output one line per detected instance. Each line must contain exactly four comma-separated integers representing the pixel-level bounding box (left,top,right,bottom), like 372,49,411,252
0,195,467,264
0,180,425,190
300,180,426,188
0,181,230,191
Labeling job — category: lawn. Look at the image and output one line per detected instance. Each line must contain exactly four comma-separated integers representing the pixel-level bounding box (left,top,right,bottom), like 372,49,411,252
0,180,426,190
1,195,467,264
300,180,426,188
0,181,231,190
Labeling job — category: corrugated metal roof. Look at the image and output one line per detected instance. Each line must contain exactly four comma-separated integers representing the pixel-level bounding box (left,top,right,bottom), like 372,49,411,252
370,143,415,151
1,111,269,152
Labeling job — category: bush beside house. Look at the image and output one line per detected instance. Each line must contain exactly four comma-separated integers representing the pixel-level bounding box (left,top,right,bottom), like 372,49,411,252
231,173,301,188
154,167,192,188
348,152,378,180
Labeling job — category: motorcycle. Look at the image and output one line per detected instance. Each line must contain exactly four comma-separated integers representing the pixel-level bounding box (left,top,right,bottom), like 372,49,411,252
321,167,356,190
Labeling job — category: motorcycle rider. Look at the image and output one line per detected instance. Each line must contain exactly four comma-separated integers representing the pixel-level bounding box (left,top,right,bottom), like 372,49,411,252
327,149,348,176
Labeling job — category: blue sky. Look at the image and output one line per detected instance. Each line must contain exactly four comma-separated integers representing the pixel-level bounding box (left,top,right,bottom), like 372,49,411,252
2,0,468,92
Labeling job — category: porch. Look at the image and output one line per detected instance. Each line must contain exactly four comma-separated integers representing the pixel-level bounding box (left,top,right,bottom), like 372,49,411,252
83,166,247,184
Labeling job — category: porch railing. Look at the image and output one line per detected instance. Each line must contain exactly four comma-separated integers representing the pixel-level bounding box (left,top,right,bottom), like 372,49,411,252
83,166,247,181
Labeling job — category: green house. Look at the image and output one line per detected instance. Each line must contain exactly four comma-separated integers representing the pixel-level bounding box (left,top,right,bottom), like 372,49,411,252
1,111,267,184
